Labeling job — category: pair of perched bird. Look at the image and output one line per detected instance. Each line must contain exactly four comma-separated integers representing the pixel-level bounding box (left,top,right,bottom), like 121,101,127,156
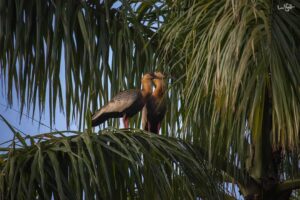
91,72,166,134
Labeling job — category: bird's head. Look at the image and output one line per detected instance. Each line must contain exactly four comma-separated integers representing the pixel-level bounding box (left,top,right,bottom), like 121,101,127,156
141,73,156,94
141,72,156,81
152,71,166,86
154,72,165,79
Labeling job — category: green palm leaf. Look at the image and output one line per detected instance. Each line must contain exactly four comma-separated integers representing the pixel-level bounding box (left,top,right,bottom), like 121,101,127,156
0,129,224,200
0,0,161,128
160,0,300,165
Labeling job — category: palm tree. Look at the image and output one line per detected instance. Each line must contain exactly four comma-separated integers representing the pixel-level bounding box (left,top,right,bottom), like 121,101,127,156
0,0,300,199
160,0,300,199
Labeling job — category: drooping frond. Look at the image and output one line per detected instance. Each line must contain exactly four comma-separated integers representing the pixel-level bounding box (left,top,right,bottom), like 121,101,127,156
0,0,164,128
0,129,224,200
160,0,300,158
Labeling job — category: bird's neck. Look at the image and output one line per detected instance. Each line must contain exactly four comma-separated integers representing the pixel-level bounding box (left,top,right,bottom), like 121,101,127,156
141,81,152,98
153,81,165,97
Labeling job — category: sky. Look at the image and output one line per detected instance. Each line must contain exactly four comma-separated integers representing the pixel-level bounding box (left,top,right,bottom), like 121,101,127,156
0,0,146,147
0,47,119,147
0,92,78,146
0,52,78,146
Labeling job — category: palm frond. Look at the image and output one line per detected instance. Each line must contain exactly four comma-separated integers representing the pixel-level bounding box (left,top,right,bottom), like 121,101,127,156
0,0,162,128
160,0,300,165
0,129,224,200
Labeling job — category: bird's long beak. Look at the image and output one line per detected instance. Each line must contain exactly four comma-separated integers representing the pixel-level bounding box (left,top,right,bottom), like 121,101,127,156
141,72,157,82
149,72,158,79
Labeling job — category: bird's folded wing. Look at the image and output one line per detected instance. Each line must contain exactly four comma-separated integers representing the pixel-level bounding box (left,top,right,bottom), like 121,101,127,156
156,97,167,115
92,89,140,120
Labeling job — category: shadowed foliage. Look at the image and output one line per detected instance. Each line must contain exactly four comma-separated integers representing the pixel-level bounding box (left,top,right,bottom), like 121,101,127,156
0,128,223,200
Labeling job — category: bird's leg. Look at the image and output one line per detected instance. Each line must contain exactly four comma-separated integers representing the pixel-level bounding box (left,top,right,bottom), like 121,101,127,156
156,123,161,134
147,122,151,132
123,115,129,128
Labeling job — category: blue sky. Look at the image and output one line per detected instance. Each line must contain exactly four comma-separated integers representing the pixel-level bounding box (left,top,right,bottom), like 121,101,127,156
0,92,78,146
0,51,78,146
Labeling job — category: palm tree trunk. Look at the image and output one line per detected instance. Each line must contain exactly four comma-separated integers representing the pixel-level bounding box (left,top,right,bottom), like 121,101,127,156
244,87,292,200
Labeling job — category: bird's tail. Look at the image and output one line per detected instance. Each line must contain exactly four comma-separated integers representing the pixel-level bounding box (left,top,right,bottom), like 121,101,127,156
91,109,105,126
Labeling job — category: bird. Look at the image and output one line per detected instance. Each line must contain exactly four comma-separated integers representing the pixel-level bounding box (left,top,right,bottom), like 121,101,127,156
142,72,167,134
91,73,156,128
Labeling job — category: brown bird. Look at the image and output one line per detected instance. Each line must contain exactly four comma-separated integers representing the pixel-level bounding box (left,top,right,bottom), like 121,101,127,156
142,72,167,134
92,73,156,128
